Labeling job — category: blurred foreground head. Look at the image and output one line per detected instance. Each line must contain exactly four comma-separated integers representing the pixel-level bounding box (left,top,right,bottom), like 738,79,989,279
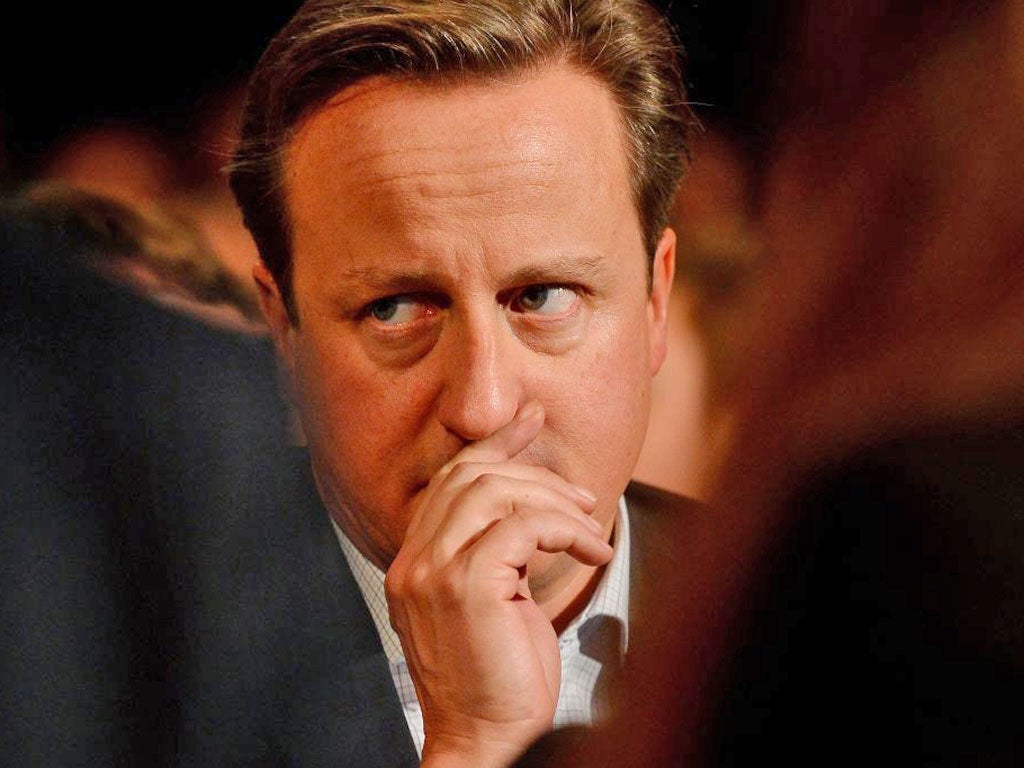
12,182,264,334
533,0,1024,764
1,182,289,765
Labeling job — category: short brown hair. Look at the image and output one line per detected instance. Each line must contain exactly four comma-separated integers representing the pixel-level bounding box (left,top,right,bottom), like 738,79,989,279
230,0,693,318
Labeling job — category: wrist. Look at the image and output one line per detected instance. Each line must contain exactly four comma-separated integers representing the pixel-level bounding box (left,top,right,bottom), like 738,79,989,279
421,720,551,768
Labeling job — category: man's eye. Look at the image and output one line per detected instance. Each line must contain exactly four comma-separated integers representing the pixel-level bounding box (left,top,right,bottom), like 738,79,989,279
367,296,423,325
513,285,579,316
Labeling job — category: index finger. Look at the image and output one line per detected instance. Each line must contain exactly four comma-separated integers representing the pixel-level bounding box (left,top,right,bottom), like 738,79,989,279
407,401,546,537
444,401,545,469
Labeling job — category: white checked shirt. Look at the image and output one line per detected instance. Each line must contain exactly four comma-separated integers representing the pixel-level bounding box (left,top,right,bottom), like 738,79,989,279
331,497,631,757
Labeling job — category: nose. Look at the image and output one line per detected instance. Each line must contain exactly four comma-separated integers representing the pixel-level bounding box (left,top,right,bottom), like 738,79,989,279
435,312,523,442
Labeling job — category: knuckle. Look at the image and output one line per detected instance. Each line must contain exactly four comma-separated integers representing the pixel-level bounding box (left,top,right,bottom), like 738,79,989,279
469,471,502,492
385,558,432,600
383,567,406,601
436,567,463,596
506,500,535,524
406,560,435,592
445,460,481,485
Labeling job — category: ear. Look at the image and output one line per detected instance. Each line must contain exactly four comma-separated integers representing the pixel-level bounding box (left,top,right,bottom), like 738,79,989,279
253,261,297,372
647,227,677,375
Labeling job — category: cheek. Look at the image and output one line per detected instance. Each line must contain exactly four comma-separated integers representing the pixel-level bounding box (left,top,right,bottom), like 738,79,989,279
541,321,652,482
290,331,437,472
291,337,352,436
290,335,390,464
290,333,430,553
579,352,651,446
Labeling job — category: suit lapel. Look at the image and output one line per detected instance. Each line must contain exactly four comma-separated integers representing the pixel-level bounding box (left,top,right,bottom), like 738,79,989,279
626,480,702,628
272,454,418,767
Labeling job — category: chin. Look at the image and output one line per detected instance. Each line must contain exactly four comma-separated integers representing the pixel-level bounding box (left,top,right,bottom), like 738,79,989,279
525,550,576,593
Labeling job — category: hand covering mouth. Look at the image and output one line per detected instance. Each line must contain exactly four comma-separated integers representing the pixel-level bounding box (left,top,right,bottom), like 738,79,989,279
409,449,559,495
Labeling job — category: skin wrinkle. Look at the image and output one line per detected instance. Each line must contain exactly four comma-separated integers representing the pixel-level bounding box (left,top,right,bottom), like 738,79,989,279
354,156,569,219
351,154,564,193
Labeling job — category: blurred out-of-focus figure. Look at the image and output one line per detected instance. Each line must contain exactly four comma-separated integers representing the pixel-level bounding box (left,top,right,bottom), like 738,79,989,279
13,181,264,335
40,123,180,206
635,128,762,498
518,0,1024,765
37,79,264,329
0,186,291,765
171,78,263,292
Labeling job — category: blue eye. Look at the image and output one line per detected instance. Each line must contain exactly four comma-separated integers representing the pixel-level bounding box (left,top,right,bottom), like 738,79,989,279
370,298,398,322
518,285,550,311
514,285,579,316
367,296,423,325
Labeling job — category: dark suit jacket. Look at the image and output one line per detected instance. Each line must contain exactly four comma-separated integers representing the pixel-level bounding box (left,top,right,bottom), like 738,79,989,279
182,458,700,767
1,201,290,767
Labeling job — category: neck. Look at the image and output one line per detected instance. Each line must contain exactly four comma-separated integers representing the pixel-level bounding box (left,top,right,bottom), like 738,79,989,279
535,514,618,635
546,561,608,635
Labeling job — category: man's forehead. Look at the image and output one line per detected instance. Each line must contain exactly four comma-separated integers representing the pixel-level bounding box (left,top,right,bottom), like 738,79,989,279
281,63,642,273
285,65,628,183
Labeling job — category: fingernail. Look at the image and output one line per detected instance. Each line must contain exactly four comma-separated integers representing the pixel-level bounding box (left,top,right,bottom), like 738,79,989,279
517,401,543,423
572,485,598,506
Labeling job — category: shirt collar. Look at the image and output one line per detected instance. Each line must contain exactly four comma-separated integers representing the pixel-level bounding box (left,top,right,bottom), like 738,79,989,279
331,495,632,664
560,495,631,654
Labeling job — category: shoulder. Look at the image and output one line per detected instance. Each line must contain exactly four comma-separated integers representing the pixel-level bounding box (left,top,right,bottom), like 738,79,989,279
625,479,702,517
622,481,705,645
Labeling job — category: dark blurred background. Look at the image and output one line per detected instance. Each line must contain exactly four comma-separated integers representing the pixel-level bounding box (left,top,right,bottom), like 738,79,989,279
0,1,785,184
0,3,300,182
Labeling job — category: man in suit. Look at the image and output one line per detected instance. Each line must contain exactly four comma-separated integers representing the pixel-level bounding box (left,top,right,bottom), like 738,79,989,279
229,1,699,765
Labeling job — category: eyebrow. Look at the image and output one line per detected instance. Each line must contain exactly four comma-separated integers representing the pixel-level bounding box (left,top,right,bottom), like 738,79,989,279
335,252,611,294
502,253,610,286
334,266,449,294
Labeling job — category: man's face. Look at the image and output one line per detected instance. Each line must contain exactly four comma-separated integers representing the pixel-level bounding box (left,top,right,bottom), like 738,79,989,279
260,65,674,572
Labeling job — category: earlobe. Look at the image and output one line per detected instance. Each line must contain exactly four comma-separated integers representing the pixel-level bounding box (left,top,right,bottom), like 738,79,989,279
253,262,297,370
648,227,677,375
